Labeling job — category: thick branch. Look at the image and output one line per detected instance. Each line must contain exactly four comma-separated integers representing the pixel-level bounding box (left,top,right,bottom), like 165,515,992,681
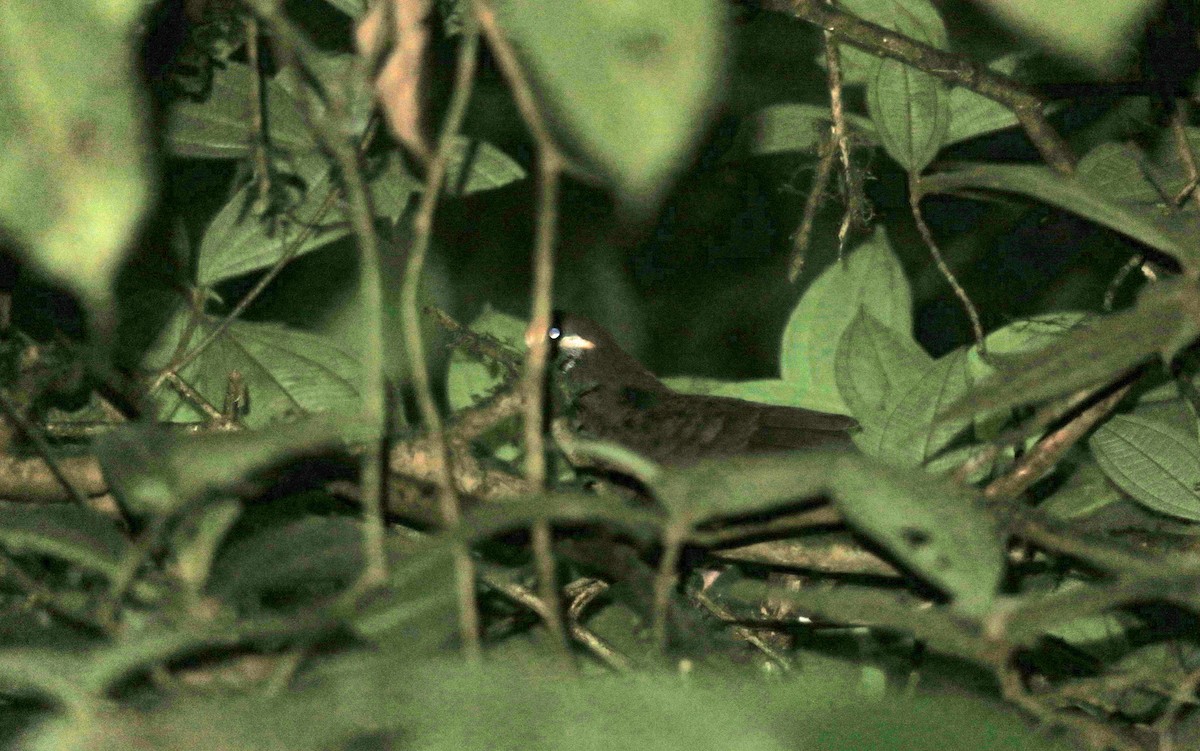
774,0,1076,174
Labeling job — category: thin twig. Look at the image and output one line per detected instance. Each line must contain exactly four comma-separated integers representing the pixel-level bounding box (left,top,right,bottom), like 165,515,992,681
909,174,986,353
1170,102,1200,209
821,1,862,259
477,0,573,661
246,0,391,587
0,388,90,506
523,150,572,660
564,578,633,671
984,383,1131,503
788,137,837,281
246,15,273,214
651,522,687,655
399,17,484,662
1104,254,1146,312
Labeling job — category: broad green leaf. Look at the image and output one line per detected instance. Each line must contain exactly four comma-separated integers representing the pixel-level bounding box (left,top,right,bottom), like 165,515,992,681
1078,130,1200,213
0,502,129,581
197,164,347,285
459,492,664,543
1090,414,1200,521
96,419,345,516
836,309,971,467
168,54,372,160
142,310,361,430
0,649,94,710
859,0,950,172
967,312,1090,382
654,451,1001,612
0,0,151,315
944,55,1022,146
1039,460,1127,521
941,280,1200,421
444,138,528,196
496,0,725,207
170,499,240,593
166,62,314,159
351,535,459,653
971,0,1159,73
1076,142,1167,208
653,452,837,523
835,309,932,426
321,0,366,17
722,103,878,162
834,0,948,84
867,57,950,173
212,517,452,647
781,227,913,414
830,458,1001,614
446,306,526,411
864,348,973,468
198,154,422,285
368,150,426,220
921,163,1200,270
275,54,376,143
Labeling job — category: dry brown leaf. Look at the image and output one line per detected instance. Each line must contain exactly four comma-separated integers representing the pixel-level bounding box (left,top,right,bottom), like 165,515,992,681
355,0,436,163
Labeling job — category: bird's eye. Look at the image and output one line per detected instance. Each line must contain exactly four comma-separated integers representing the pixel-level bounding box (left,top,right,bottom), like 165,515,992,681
548,327,562,340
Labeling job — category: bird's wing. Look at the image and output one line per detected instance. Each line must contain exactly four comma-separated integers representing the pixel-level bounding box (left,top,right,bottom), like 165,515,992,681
574,387,855,464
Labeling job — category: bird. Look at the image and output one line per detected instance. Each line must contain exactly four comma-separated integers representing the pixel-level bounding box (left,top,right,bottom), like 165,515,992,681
529,312,858,466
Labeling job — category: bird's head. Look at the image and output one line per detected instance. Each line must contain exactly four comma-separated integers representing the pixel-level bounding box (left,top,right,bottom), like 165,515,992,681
525,312,662,392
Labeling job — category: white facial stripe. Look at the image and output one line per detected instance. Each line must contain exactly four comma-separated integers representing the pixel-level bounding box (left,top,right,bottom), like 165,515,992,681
559,334,595,350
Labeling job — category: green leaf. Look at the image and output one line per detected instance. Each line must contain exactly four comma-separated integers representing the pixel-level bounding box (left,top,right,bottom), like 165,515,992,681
836,309,961,466
835,309,932,423
653,452,837,523
944,55,1022,146
211,516,362,606
444,138,528,196
1076,142,1168,208
863,348,973,468
170,499,241,593
198,151,422,285
968,312,1091,382
142,310,361,430
0,0,151,315
921,163,1200,270
351,535,459,654
941,280,1200,421
0,502,129,581
781,227,914,414
867,57,950,173
1090,414,1200,521
166,62,314,159
722,103,877,161
446,306,526,411
1039,460,1126,521
321,0,366,17
653,451,1001,612
830,458,1001,614
971,0,1159,74
197,165,346,285
496,0,725,207
96,419,345,516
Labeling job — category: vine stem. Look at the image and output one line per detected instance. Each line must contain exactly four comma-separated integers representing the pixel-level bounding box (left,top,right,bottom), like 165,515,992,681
475,0,573,663
401,16,484,664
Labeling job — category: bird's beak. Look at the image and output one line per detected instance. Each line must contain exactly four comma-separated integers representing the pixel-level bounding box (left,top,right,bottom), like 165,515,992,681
524,321,596,351
560,335,595,350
